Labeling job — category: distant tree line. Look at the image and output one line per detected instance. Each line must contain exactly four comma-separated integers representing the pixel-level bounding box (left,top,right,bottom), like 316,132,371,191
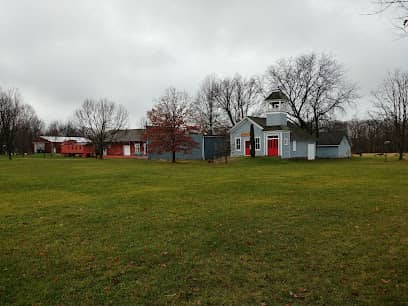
1,53,407,160
0,88,43,159
347,118,402,154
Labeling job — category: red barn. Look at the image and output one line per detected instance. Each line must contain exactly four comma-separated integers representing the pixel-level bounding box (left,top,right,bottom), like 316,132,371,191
104,129,147,158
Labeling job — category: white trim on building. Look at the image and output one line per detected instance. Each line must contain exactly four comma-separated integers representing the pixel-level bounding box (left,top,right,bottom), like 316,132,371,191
255,137,260,151
235,137,241,151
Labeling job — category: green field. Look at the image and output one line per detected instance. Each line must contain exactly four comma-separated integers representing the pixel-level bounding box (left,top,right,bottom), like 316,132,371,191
1,156,407,305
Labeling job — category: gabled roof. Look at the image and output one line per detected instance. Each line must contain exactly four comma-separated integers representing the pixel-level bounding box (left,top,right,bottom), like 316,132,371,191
38,136,91,143
317,131,349,146
108,129,145,142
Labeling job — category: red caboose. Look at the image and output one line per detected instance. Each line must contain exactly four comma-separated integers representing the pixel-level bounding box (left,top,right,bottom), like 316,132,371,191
60,140,95,157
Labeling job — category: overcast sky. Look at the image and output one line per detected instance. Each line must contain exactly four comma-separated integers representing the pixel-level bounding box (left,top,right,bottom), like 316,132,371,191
0,0,407,127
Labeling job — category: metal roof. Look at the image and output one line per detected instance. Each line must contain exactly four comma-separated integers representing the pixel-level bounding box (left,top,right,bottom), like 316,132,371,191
38,136,91,143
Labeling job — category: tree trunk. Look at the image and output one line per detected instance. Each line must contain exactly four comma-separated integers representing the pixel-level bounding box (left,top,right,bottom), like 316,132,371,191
250,124,255,158
399,131,404,160
6,138,13,160
314,116,320,138
224,134,229,164
97,136,104,159
226,110,235,126
172,151,176,163
400,121,406,160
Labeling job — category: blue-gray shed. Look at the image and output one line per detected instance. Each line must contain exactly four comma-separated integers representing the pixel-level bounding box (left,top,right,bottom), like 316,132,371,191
148,134,227,161
316,131,351,159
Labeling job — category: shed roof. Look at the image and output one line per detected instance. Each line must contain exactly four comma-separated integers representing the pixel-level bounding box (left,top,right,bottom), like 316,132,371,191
317,131,348,146
108,129,145,142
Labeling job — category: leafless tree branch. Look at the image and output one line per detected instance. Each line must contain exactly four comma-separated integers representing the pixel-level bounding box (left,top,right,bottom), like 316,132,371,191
75,98,128,159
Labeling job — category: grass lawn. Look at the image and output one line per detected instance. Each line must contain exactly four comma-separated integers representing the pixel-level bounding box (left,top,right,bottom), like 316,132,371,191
0,156,407,305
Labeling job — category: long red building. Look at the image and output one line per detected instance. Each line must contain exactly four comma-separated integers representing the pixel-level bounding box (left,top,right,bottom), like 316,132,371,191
104,129,147,158
32,129,147,158
32,136,91,154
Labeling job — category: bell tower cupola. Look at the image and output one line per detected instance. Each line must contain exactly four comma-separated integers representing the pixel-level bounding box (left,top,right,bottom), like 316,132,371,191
265,90,289,126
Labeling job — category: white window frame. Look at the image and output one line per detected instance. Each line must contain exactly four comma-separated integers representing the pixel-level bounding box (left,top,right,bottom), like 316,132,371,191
235,137,241,151
135,143,141,153
255,137,260,151
292,140,297,152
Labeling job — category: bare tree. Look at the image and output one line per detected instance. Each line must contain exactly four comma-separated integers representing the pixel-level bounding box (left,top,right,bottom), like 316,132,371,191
45,120,63,136
213,77,236,126
232,74,262,124
138,116,149,129
75,99,128,159
308,55,359,137
45,120,80,136
191,75,221,135
348,118,366,154
60,120,81,136
15,104,44,154
0,88,22,159
374,0,408,33
373,70,408,160
211,74,262,127
264,53,358,136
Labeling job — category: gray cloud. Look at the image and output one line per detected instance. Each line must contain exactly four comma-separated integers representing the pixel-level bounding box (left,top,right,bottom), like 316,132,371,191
0,0,407,126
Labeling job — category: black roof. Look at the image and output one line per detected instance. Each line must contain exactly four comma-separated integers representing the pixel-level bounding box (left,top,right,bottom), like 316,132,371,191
108,129,145,142
265,90,288,101
247,116,315,141
288,124,316,141
247,116,267,127
317,131,349,146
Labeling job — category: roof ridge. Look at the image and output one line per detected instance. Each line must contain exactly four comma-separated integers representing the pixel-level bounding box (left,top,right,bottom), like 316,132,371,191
247,115,266,119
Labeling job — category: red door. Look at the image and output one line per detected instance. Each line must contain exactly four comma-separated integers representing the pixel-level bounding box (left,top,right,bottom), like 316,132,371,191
267,138,279,156
245,141,251,156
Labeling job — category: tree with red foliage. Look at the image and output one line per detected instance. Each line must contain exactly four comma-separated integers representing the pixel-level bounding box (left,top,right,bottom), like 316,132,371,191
146,87,199,163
